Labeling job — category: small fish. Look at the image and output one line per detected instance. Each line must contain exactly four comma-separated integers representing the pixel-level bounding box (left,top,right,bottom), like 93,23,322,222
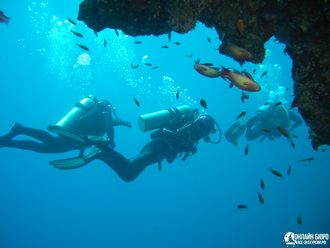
176,90,179,100
160,45,169,49
277,125,290,139
144,62,152,66
261,71,268,78
151,66,159,70
253,69,257,74
133,97,140,107
257,191,264,204
233,141,239,146
290,94,295,97
291,140,295,148
94,30,98,37
0,11,9,26
297,158,314,163
76,43,89,51
269,167,283,178
186,54,193,57
168,31,171,42
114,29,119,36
262,129,271,132
133,41,142,44
104,38,107,47
322,149,327,152
245,143,249,155
170,118,177,123
130,63,139,68
237,19,244,34
181,114,186,120
207,37,211,43
200,99,208,109
241,91,249,103
285,88,290,91
174,42,180,45
70,30,83,37
237,205,248,210
67,16,76,25
275,102,282,107
260,178,265,190
297,215,303,225
236,111,247,120
287,164,292,175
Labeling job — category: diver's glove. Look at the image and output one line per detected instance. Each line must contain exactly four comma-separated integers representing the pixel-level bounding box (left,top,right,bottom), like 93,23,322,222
125,121,132,128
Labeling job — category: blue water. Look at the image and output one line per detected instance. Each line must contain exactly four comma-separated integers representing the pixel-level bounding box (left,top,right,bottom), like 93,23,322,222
1,1,329,248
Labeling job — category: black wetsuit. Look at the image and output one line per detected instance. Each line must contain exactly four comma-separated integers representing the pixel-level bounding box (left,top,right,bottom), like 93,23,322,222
0,100,131,153
51,116,215,182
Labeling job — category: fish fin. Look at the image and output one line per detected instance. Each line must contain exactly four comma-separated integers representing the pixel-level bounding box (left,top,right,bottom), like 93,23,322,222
203,63,213,66
234,69,243,75
195,58,200,64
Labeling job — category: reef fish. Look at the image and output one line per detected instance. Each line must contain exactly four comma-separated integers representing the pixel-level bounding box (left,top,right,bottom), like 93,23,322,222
130,63,139,68
241,91,250,103
133,41,142,44
297,158,314,163
287,164,292,175
237,205,248,210
219,66,261,92
0,11,9,26
237,19,244,34
200,99,208,109
269,167,283,178
207,37,211,43
245,143,249,155
260,178,265,190
277,125,290,139
174,42,180,45
194,59,221,78
236,111,247,120
114,29,119,36
134,98,140,107
257,191,264,204
76,43,89,51
297,215,303,225
168,31,171,42
176,90,179,100
70,30,83,37
218,42,252,60
261,71,268,78
67,16,76,25
262,129,271,132
160,45,169,49
104,39,107,47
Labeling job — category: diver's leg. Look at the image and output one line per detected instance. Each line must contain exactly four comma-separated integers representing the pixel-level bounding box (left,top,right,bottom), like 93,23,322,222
0,122,22,142
1,137,79,153
98,139,171,182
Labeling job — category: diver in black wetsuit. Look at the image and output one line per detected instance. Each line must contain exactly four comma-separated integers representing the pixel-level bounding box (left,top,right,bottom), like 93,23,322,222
49,106,221,182
0,96,132,154
225,100,303,143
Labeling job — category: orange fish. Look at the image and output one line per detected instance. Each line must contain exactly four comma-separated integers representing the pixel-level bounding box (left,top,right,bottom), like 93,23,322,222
277,125,290,139
217,42,252,60
194,58,221,78
236,111,247,120
219,66,261,92
0,11,10,26
237,19,244,34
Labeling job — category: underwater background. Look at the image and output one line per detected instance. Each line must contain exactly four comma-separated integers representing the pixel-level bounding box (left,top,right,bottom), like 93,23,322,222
0,1,329,247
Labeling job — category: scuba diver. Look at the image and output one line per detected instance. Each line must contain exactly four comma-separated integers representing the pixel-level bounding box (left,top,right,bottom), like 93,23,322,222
0,96,132,154
225,100,303,143
48,105,221,182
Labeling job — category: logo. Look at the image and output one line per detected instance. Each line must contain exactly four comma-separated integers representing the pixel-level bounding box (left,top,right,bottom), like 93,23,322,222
280,232,329,246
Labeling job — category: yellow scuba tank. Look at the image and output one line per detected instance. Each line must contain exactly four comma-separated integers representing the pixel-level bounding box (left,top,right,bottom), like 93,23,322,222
138,105,194,132
56,96,95,131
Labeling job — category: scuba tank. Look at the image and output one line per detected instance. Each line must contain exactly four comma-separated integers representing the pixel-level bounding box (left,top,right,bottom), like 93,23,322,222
256,100,276,119
56,96,95,131
138,105,194,132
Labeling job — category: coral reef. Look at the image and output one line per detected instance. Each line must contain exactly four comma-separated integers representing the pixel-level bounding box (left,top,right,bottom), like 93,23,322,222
77,0,330,149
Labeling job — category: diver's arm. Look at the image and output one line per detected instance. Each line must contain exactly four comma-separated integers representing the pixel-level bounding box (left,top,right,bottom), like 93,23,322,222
112,119,132,128
288,111,303,131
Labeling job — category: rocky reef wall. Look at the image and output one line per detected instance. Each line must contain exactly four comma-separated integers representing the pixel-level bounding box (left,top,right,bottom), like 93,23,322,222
77,0,330,150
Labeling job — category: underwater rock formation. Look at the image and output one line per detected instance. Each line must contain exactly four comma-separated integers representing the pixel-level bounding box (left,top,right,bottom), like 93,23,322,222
77,0,330,150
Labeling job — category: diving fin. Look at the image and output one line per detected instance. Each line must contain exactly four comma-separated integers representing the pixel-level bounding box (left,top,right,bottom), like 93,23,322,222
225,116,248,143
47,124,110,145
49,147,102,170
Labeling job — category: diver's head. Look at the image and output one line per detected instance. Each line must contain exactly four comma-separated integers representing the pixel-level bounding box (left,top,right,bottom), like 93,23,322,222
199,115,216,142
99,100,113,113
